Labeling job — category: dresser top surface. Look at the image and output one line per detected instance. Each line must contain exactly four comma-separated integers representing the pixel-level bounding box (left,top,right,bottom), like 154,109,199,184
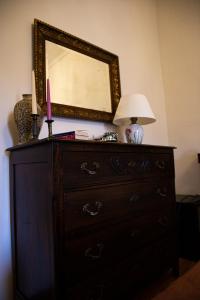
7,138,175,152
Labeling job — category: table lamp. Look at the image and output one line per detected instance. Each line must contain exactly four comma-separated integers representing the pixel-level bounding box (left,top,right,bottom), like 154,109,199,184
113,94,156,144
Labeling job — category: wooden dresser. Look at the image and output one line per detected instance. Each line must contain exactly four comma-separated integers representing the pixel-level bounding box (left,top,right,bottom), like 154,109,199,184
8,139,178,300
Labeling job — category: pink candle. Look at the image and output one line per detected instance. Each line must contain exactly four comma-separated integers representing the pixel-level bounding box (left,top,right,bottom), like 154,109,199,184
46,78,52,120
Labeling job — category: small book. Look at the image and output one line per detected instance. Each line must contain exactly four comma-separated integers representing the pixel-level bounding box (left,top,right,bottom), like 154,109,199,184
53,130,89,141
52,131,75,140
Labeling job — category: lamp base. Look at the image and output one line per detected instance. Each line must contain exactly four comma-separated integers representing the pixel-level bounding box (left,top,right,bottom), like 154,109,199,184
125,124,144,144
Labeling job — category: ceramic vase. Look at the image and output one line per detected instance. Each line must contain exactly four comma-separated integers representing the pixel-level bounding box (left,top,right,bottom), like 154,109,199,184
14,94,43,144
125,124,144,144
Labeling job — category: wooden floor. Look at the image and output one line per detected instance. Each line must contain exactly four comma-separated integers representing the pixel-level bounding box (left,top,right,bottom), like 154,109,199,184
133,259,196,300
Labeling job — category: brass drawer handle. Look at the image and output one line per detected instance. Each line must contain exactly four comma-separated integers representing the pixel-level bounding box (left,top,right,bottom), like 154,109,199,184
128,160,136,168
88,283,105,300
82,201,103,216
88,284,105,300
156,187,167,197
129,194,140,203
85,243,104,260
81,161,100,175
155,160,165,169
140,159,150,171
110,157,125,174
130,229,140,239
158,216,169,227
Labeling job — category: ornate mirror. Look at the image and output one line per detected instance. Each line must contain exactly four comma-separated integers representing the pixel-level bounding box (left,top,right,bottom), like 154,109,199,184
34,19,121,122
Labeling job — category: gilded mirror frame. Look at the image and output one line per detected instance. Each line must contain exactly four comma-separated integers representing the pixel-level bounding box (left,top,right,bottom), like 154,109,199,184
33,19,121,122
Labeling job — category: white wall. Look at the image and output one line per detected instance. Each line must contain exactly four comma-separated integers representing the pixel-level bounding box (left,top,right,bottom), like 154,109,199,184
157,0,200,194
0,0,168,299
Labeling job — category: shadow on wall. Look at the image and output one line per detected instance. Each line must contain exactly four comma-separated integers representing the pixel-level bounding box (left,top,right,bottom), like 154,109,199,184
0,269,13,300
175,151,200,194
5,271,13,300
8,112,18,146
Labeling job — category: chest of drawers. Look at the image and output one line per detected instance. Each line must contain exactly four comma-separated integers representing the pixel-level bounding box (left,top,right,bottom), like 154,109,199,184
8,139,178,300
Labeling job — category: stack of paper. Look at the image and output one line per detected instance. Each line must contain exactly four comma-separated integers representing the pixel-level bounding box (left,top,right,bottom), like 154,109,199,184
75,130,89,140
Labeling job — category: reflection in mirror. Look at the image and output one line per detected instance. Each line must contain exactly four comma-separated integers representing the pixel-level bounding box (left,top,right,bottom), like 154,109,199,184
46,41,112,112
34,19,121,122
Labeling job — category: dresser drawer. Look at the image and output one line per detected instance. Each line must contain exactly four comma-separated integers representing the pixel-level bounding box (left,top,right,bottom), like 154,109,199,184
62,151,174,189
63,234,177,299
64,224,121,285
63,179,175,232
63,209,175,285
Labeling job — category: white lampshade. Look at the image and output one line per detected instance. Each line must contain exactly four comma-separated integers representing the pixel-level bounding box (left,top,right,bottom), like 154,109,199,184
113,94,156,126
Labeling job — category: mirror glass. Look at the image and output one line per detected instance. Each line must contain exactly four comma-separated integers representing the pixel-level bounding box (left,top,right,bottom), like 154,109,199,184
34,19,121,122
46,41,112,112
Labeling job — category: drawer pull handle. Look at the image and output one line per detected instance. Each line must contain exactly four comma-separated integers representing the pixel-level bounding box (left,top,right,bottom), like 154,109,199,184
130,229,140,238
82,201,102,216
85,243,104,260
156,187,167,197
158,216,168,227
128,160,136,168
129,194,140,203
81,161,100,175
110,157,129,174
140,160,150,171
155,160,165,169
88,284,105,300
